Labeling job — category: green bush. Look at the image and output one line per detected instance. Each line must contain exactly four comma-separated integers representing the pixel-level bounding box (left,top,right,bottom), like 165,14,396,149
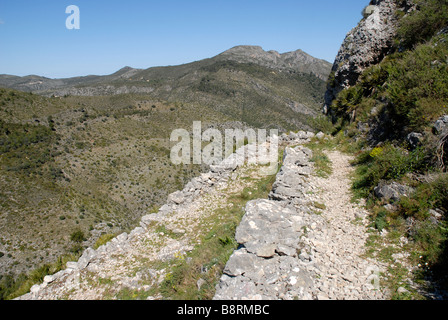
70,229,86,243
352,144,429,198
375,209,388,232
412,220,447,266
93,234,116,249
0,120,60,177
331,85,364,121
397,0,448,50
398,173,448,220
384,42,448,131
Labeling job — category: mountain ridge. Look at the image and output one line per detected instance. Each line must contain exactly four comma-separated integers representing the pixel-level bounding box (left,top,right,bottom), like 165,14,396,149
0,46,331,95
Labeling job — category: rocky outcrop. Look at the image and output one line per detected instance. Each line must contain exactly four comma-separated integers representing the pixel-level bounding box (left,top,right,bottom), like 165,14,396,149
323,0,413,114
433,115,448,136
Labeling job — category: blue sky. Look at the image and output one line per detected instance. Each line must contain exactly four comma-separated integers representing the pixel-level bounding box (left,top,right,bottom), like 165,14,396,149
0,0,368,78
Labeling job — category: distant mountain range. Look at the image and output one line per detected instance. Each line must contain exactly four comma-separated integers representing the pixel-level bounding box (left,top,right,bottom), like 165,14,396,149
0,45,332,132
0,46,331,96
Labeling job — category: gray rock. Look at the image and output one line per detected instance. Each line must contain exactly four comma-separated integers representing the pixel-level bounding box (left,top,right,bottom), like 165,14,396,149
434,115,448,135
140,212,166,228
210,165,225,173
429,209,444,225
299,251,311,262
276,245,297,257
374,182,414,202
30,284,41,295
116,232,128,243
66,261,79,270
430,209,443,220
306,132,315,139
315,132,325,140
324,0,412,113
254,243,277,258
43,275,55,284
129,227,144,239
296,166,312,176
296,131,308,140
77,247,97,269
288,270,313,290
167,190,186,205
434,120,446,135
223,251,256,277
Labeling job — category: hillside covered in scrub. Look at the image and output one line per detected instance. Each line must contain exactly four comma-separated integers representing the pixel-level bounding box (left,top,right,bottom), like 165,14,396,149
0,46,330,299
323,0,448,296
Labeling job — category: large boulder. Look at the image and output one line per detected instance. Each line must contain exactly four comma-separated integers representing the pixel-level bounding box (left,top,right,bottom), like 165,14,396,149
433,115,448,135
374,182,414,202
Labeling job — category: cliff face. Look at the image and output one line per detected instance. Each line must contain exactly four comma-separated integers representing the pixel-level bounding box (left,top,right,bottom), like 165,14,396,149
323,0,412,113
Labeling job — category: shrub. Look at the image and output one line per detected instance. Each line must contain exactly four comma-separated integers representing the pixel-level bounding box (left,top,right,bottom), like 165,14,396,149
384,42,448,132
70,229,85,243
93,234,116,249
397,0,448,49
0,120,59,177
398,173,448,220
352,144,428,198
375,209,389,232
331,85,364,121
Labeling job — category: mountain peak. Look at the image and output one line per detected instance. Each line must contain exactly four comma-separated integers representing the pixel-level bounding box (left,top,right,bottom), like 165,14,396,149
216,46,331,80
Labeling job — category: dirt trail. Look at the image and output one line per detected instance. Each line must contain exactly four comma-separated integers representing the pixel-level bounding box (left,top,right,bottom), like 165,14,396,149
306,150,389,299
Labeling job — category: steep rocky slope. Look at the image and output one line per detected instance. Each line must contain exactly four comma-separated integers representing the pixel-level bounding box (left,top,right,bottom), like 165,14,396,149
324,0,413,114
323,0,448,297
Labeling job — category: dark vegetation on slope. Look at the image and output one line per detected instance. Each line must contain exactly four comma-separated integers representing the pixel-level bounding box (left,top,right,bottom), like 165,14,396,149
0,88,217,299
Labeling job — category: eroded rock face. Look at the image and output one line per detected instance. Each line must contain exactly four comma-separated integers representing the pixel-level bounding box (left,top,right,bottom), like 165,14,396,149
323,0,413,113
